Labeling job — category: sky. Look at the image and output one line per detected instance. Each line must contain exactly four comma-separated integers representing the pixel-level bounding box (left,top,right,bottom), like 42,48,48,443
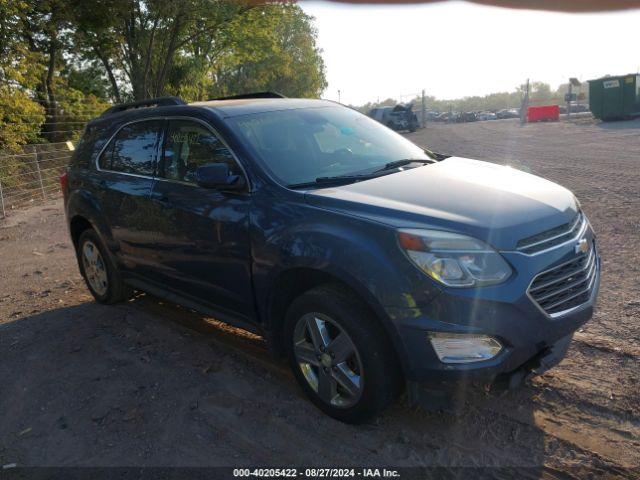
300,1,640,105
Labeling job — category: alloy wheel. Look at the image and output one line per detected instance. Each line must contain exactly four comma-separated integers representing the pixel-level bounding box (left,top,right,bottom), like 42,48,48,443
293,312,364,408
81,240,108,296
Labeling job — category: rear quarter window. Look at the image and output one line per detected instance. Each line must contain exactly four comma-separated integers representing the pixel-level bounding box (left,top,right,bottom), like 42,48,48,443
69,125,101,168
98,120,162,176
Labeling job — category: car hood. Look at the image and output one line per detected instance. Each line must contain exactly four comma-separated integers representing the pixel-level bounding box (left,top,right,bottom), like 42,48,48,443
304,157,579,251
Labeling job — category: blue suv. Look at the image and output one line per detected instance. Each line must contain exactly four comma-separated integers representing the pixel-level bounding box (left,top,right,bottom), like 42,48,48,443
62,94,600,423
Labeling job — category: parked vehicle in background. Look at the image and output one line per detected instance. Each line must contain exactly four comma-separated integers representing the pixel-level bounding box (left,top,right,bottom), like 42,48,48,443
389,103,419,132
496,108,519,119
461,111,478,122
434,112,457,122
425,110,440,121
559,103,589,114
368,106,393,125
477,111,497,121
369,104,417,131
63,94,600,423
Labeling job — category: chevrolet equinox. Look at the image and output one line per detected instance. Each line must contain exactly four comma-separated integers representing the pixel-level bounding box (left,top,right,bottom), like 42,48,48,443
62,94,600,423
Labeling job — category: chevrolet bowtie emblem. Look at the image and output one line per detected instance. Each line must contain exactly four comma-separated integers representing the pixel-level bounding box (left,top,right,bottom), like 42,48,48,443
575,238,589,255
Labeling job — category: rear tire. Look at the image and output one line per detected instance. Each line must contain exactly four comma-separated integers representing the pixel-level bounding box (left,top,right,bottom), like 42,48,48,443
77,229,132,304
284,284,402,423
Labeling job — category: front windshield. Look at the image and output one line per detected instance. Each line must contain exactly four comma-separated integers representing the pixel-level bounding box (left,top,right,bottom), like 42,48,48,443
229,106,429,186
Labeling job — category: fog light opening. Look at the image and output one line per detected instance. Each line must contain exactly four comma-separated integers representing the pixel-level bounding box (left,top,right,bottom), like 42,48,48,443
429,333,502,364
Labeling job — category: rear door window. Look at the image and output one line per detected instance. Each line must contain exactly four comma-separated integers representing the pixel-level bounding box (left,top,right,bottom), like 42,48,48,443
98,120,162,176
159,120,239,184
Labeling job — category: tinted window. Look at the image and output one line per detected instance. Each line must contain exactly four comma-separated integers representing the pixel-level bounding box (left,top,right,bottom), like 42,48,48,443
72,125,101,167
98,121,161,176
160,120,238,184
229,106,428,185
97,137,114,170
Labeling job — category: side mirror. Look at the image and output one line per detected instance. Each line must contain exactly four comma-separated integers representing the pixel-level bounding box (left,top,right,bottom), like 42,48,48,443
196,163,245,190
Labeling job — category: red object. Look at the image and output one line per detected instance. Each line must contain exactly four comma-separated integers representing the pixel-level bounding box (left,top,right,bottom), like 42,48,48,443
59,171,69,198
527,105,560,122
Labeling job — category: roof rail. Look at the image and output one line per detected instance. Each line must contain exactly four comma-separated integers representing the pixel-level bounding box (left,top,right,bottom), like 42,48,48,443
101,96,186,117
212,91,286,101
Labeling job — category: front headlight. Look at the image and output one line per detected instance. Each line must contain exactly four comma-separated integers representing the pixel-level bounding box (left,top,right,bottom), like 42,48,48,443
397,229,512,287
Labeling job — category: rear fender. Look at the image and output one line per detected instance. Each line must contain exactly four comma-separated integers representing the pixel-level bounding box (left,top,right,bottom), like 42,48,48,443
66,189,116,253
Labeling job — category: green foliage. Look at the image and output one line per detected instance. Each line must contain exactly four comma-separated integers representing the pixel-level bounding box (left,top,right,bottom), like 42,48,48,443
0,0,327,153
65,64,112,99
0,0,46,151
53,88,112,142
205,5,327,99
0,88,45,152
67,0,326,101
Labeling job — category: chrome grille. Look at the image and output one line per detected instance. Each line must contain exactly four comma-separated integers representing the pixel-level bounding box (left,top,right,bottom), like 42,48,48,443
517,212,584,254
528,245,597,317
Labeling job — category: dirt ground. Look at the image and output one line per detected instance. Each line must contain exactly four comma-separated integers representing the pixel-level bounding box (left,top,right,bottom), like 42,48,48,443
0,117,638,477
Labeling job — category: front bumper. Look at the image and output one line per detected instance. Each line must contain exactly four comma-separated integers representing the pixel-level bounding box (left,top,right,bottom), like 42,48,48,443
386,236,600,385
407,331,575,411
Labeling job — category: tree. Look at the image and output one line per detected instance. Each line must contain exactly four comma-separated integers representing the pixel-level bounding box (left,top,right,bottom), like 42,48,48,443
0,89,45,152
0,0,46,151
203,4,327,99
19,0,77,141
68,0,260,100
68,1,327,102
530,81,552,102
1,0,328,150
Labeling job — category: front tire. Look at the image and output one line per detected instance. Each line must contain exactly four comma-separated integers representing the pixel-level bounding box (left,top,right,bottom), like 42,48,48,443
284,285,402,423
77,229,131,304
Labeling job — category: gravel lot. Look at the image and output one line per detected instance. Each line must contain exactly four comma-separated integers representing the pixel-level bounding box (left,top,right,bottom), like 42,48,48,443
0,117,638,476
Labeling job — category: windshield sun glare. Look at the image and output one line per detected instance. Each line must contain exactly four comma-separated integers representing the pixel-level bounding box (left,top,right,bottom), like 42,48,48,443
230,106,430,186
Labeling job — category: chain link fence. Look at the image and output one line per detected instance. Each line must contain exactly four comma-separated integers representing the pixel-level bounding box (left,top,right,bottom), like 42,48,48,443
0,142,75,219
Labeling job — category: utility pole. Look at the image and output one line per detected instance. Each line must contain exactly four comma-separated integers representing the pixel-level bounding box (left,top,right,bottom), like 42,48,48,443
421,89,426,128
338,90,341,103
520,78,530,125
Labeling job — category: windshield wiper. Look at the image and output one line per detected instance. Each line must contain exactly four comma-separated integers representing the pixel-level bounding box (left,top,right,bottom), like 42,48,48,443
288,173,378,189
374,158,434,172
288,159,436,189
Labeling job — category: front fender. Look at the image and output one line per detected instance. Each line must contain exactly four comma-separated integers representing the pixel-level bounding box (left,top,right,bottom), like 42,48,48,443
250,194,441,375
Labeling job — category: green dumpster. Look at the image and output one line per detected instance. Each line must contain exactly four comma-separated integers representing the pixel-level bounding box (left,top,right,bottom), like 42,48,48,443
588,74,640,121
